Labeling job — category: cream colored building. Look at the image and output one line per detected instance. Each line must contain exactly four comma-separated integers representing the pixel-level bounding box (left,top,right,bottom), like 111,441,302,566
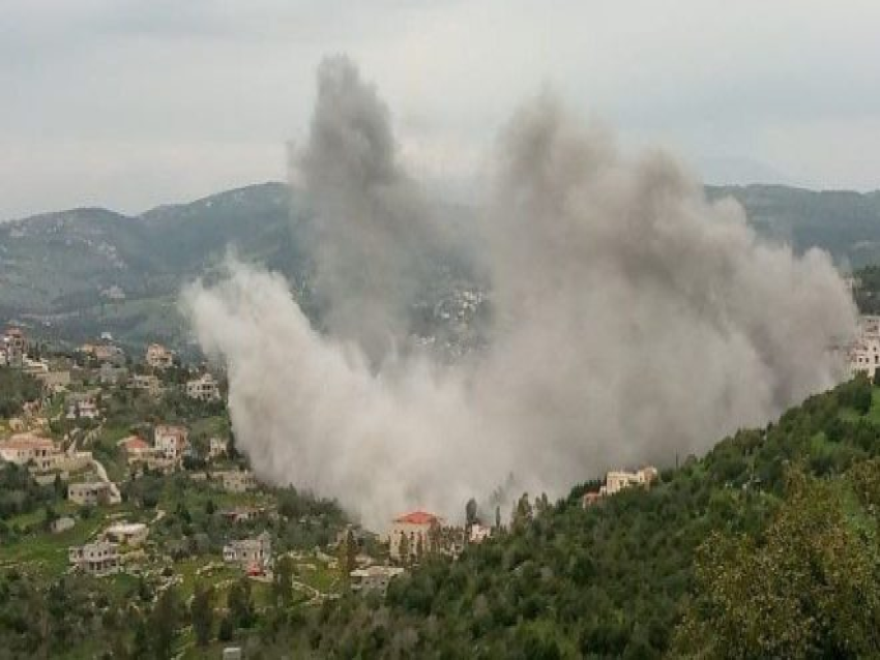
350,566,405,593
215,469,256,493
600,467,659,496
0,434,56,467
145,343,174,369
154,424,189,460
223,531,272,569
69,541,119,576
186,373,221,402
388,511,443,562
131,374,162,396
105,522,149,546
68,481,112,506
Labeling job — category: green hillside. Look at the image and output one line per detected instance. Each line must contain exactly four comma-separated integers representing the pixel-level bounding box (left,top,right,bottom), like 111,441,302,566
3,182,880,353
272,377,880,659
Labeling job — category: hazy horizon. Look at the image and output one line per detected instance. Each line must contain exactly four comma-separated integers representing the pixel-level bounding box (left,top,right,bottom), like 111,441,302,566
2,1,880,220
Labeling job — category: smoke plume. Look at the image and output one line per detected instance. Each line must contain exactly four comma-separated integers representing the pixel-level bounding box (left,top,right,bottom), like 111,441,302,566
182,57,856,528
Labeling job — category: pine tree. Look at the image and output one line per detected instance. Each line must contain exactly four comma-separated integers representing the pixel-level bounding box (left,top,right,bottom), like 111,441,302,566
190,582,214,647
398,532,410,566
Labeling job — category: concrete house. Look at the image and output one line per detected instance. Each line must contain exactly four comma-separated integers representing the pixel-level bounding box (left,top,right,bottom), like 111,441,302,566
388,511,443,562
186,373,221,402
223,531,272,570
68,481,112,506
69,541,119,576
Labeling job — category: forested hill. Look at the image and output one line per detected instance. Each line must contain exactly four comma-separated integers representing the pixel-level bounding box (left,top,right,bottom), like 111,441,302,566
3,182,880,352
278,377,880,659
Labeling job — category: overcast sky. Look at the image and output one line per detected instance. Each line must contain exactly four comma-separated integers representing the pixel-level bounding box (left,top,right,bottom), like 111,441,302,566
2,0,880,220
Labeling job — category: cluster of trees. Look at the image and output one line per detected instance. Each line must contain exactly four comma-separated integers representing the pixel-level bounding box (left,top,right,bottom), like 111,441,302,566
853,264,880,314
0,367,41,418
246,377,880,658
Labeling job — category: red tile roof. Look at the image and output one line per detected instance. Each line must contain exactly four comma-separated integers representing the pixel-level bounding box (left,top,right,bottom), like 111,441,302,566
1,434,54,449
122,436,149,451
394,511,439,525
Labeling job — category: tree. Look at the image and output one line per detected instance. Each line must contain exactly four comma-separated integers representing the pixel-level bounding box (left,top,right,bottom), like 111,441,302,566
273,555,294,606
673,470,880,658
190,582,214,647
466,498,478,527
512,493,533,531
148,586,180,659
337,529,357,584
398,533,410,566
227,578,255,629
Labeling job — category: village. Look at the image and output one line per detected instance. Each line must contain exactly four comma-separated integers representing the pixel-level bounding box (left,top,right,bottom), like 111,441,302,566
1,323,662,655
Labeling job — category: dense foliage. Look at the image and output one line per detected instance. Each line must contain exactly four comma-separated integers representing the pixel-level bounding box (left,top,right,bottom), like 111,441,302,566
0,368,41,418
278,377,880,659
853,264,880,314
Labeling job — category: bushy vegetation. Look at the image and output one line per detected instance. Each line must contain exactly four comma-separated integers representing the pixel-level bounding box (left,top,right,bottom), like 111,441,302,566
0,368,41,418
271,377,880,659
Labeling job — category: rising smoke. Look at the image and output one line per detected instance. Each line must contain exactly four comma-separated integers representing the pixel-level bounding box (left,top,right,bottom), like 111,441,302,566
181,56,856,528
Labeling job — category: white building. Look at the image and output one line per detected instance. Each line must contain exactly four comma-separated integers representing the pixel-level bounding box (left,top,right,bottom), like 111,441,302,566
469,523,493,544
68,481,112,506
66,399,100,420
215,470,256,493
154,424,189,460
105,522,149,546
350,565,405,594
186,373,221,402
69,541,119,576
145,343,174,370
0,434,56,468
208,437,228,460
2,326,27,368
600,467,659,496
388,511,443,562
223,531,272,570
131,374,162,396
849,335,880,378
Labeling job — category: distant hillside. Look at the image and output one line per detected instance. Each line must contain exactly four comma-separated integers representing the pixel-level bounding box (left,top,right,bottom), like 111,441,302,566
2,182,880,352
706,184,880,267
0,183,294,351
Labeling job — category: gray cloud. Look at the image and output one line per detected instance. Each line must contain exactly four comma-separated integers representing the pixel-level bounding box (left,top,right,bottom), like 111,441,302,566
181,59,856,528
4,1,880,219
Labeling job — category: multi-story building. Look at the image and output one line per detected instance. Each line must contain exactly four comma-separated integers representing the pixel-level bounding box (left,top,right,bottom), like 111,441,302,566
69,541,120,576
223,531,272,570
599,466,659,496
208,437,228,460
145,344,174,370
68,481,112,506
186,373,221,402
0,434,56,468
388,511,443,562
350,566,405,594
131,374,162,396
215,470,256,493
154,424,189,460
2,326,27,368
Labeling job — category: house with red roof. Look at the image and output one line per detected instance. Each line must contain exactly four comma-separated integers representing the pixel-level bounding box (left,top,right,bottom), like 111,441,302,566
389,510,444,563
